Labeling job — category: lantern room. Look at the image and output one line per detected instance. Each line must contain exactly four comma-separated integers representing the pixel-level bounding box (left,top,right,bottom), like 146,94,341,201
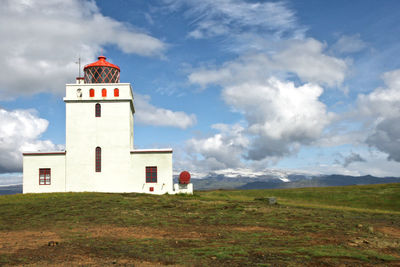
84,56,120,83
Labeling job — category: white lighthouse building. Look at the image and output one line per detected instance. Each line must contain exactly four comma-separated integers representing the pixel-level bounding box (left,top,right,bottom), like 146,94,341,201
22,56,193,195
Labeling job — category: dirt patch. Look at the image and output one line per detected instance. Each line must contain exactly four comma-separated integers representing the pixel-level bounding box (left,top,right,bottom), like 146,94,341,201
231,226,289,235
0,230,61,254
306,233,344,246
77,225,207,240
348,236,400,249
378,227,400,238
4,254,182,267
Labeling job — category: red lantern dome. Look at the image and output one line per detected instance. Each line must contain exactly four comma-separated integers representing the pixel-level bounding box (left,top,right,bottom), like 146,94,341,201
179,171,191,184
84,56,120,83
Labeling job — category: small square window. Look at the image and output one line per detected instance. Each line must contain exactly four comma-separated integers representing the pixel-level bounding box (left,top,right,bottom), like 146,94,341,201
39,168,51,185
146,166,157,183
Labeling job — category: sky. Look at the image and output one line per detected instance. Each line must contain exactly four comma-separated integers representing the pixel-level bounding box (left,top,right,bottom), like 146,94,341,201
1,0,400,184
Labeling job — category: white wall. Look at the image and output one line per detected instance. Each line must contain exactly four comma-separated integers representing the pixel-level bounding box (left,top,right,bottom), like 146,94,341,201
23,154,66,193
65,101,135,192
64,83,134,102
64,82,137,193
131,151,173,194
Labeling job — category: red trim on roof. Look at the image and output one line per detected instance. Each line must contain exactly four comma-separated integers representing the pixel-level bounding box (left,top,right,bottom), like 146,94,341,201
84,56,120,71
23,152,66,156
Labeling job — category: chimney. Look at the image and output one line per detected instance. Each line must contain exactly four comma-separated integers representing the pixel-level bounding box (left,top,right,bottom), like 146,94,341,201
76,77,84,84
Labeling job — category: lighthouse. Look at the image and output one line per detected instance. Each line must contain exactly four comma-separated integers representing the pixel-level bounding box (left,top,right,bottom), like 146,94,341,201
22,56,193,195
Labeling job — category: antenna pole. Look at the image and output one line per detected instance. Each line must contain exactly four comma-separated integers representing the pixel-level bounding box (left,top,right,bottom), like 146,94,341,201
75,56,82,78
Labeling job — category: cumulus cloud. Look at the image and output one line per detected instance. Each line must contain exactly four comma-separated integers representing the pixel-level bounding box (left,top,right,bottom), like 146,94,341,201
0,108,62,173
135,94,196,129
224,78,333,159
357,69,400,161
189,38,347,88
332,34,366,54
185,124,248,170
164,0,304,39
0,0,166,99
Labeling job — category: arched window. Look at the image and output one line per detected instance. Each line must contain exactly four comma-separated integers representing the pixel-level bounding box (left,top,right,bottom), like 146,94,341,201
102,88,107,97
89,89,95,97
95,147,101,172
95,103,101,117
114,88,119,97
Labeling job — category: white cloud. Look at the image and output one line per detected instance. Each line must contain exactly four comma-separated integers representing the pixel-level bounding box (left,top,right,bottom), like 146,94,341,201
224,78,333,160
332,34,366,54
0,108,62,173
274,39,348,87
165,0,303,39
357,69,400,161
189,38,348,88
0,0,166,99
185,123,248,170
358,69,400,118
135,94,196,129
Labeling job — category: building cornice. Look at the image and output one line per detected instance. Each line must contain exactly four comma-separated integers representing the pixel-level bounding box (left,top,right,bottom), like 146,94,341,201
130,149,173,154
23,151,66,156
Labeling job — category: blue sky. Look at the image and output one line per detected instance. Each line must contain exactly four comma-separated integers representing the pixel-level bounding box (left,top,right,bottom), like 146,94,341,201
1,0,400,183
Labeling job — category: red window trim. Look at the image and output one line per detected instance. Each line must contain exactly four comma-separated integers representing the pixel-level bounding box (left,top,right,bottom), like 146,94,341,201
96,147,101,172
89,89,95,97
95,103,101,117
102,88,107,97
39,168,51,185
114,88,119,97
146,166,157,183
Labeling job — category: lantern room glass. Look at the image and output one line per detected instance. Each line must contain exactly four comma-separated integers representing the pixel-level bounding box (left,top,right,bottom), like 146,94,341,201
84,66,120,83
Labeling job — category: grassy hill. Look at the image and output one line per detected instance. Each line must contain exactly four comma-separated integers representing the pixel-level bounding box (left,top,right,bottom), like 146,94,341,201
0,184,399,266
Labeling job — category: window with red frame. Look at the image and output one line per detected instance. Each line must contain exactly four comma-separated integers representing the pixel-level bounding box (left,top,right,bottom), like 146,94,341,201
102,88,107,97
95,103,101,117
146,166,157,183
89,89,95,97
114,88,119,97
39,168,51,185
95,147,101,172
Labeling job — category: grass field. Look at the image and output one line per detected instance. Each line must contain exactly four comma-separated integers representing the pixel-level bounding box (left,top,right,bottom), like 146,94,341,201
0,183,399,266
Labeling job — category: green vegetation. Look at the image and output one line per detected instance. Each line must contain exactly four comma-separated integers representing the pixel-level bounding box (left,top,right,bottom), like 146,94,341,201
0,183,399,266
201,183,400,212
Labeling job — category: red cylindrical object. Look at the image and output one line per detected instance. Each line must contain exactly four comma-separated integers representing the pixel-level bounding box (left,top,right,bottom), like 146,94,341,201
179,171,191,184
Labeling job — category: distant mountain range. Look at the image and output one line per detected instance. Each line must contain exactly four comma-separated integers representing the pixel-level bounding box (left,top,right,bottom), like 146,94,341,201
1,173,400,195
0,184,22,195
186,172,400,190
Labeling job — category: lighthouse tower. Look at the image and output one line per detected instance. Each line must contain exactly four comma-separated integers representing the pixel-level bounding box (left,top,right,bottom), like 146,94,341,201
22,56,192,194
64,56,136,192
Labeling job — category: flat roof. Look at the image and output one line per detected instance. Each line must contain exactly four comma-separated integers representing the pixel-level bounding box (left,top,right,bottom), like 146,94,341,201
130,148,172,153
